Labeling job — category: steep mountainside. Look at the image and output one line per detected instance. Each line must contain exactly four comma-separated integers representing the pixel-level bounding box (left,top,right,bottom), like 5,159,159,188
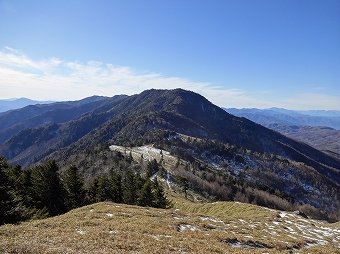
60,90,340,180
267,124,340,160
225,108,340,130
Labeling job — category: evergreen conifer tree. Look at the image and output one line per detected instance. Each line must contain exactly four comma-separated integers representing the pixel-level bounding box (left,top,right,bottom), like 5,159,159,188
122,172,137,204
0,157,18,225
152,179,171,208
96,176,111,202
31,160,65,216
146,159,159,178
87,178,100,203
138,178,153,207
62,165,85,210
110,172,123,203
177,176,189,198
10,167,35,220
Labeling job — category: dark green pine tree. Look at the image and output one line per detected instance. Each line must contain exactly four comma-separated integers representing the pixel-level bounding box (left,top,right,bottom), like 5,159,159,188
87,178,100,203
15,169,34,207
31,160,66,216
96,176,111,202
134,173,144,193
122,171,137,205
0,157,18,225
110,172,123,203
137,179,153,207
152,179,171,208
177,176,189,198
8,166,35,220
146,159,159,178
62,165,85,210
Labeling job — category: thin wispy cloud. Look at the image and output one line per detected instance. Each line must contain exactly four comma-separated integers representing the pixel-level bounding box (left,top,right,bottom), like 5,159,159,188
0,48,246,105
0,47,339,110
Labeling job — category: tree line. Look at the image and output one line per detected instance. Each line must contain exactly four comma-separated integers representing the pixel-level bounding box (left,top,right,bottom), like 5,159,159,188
0,156,170,226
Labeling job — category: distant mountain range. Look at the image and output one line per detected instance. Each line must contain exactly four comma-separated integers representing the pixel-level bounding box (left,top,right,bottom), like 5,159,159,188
0,89,339,220
267,124,340,160
224,108,340,130
0,95,115,144
0,98,55,113
224,108,340,159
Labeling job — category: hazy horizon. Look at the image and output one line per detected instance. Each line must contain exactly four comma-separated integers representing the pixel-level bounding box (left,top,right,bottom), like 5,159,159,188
2,94,340,112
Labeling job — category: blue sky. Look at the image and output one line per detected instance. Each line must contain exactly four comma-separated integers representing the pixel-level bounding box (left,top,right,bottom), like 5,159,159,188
0,0,339,109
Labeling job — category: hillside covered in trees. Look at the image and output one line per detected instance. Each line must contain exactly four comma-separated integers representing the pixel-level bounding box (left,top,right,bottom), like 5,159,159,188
0,154,170,226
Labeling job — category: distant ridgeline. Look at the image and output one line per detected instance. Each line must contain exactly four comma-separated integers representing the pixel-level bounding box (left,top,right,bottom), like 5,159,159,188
0,98,55,113
224,107,340,159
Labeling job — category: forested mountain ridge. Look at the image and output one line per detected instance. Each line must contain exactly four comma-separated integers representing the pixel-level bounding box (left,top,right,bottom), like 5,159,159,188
0,89,339,221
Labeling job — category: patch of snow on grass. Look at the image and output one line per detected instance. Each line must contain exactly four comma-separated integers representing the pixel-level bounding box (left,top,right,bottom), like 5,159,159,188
223,239,268,249
238,219,246,223
278,212,286,218
76,229,85,235
148,234,160,240
302,235,328,245
149,234,172,240
200,216,224,224
178,224,199,232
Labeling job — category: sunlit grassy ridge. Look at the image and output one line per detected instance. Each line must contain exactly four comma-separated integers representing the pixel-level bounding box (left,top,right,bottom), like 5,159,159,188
1,194,339,254
169,190,276,221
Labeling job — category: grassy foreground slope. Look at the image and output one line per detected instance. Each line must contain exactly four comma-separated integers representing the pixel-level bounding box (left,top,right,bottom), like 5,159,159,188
1,192,339,254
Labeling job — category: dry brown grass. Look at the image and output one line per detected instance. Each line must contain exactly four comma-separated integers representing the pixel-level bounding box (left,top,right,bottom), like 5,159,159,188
0,196,339,253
